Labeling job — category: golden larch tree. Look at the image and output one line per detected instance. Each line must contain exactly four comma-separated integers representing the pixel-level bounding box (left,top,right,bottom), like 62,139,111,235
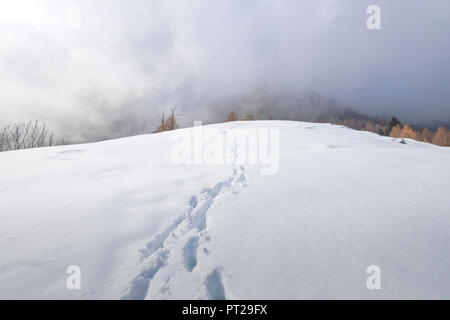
399,124,418,140
226,111,239,122
421,128,434,143
389,124,402,138
432,127,450,146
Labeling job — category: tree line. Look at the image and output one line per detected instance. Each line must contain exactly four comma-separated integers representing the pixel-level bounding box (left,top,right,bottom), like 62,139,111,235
0,121,60,152
224,111,450,147
387,118,449,146
327,116,450,147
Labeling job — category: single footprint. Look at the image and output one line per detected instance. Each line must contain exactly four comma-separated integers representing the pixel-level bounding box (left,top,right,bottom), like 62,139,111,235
183,236,199,272
205,269,226,300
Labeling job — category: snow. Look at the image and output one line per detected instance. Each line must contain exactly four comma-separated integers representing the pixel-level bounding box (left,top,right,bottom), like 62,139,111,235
1,121,450,299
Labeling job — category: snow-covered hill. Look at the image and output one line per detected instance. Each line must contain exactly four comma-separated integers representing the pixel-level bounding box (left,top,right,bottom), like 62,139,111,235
1,121,450,299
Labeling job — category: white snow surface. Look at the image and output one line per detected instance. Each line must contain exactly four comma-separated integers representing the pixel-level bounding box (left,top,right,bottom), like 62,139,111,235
1,121,450,299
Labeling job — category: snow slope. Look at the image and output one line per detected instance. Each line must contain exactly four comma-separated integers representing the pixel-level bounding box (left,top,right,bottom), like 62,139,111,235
1,121,450,299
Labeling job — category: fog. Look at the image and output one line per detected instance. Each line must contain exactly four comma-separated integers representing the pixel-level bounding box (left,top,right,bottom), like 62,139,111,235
1,0,449,141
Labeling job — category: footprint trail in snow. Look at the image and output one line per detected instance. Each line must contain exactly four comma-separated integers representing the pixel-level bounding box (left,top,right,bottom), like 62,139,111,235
121,133,248,300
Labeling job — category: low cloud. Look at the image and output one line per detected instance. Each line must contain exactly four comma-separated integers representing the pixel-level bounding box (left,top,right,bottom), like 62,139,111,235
0,0,449,141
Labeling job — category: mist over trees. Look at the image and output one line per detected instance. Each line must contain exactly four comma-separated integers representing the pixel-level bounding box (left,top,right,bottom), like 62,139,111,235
220,101,450,148
2,93,447,152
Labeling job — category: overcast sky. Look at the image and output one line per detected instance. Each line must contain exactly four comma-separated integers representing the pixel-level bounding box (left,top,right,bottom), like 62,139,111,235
1,0,449,140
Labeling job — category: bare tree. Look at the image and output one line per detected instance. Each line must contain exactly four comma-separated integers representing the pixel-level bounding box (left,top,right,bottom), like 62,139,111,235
0,124,10,152
153,114,167,133
165,108,179,131
0,121,59,152
153,108,180,133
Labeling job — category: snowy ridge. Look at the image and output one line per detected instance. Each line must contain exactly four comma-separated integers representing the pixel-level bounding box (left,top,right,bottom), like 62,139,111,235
1,121,450,299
